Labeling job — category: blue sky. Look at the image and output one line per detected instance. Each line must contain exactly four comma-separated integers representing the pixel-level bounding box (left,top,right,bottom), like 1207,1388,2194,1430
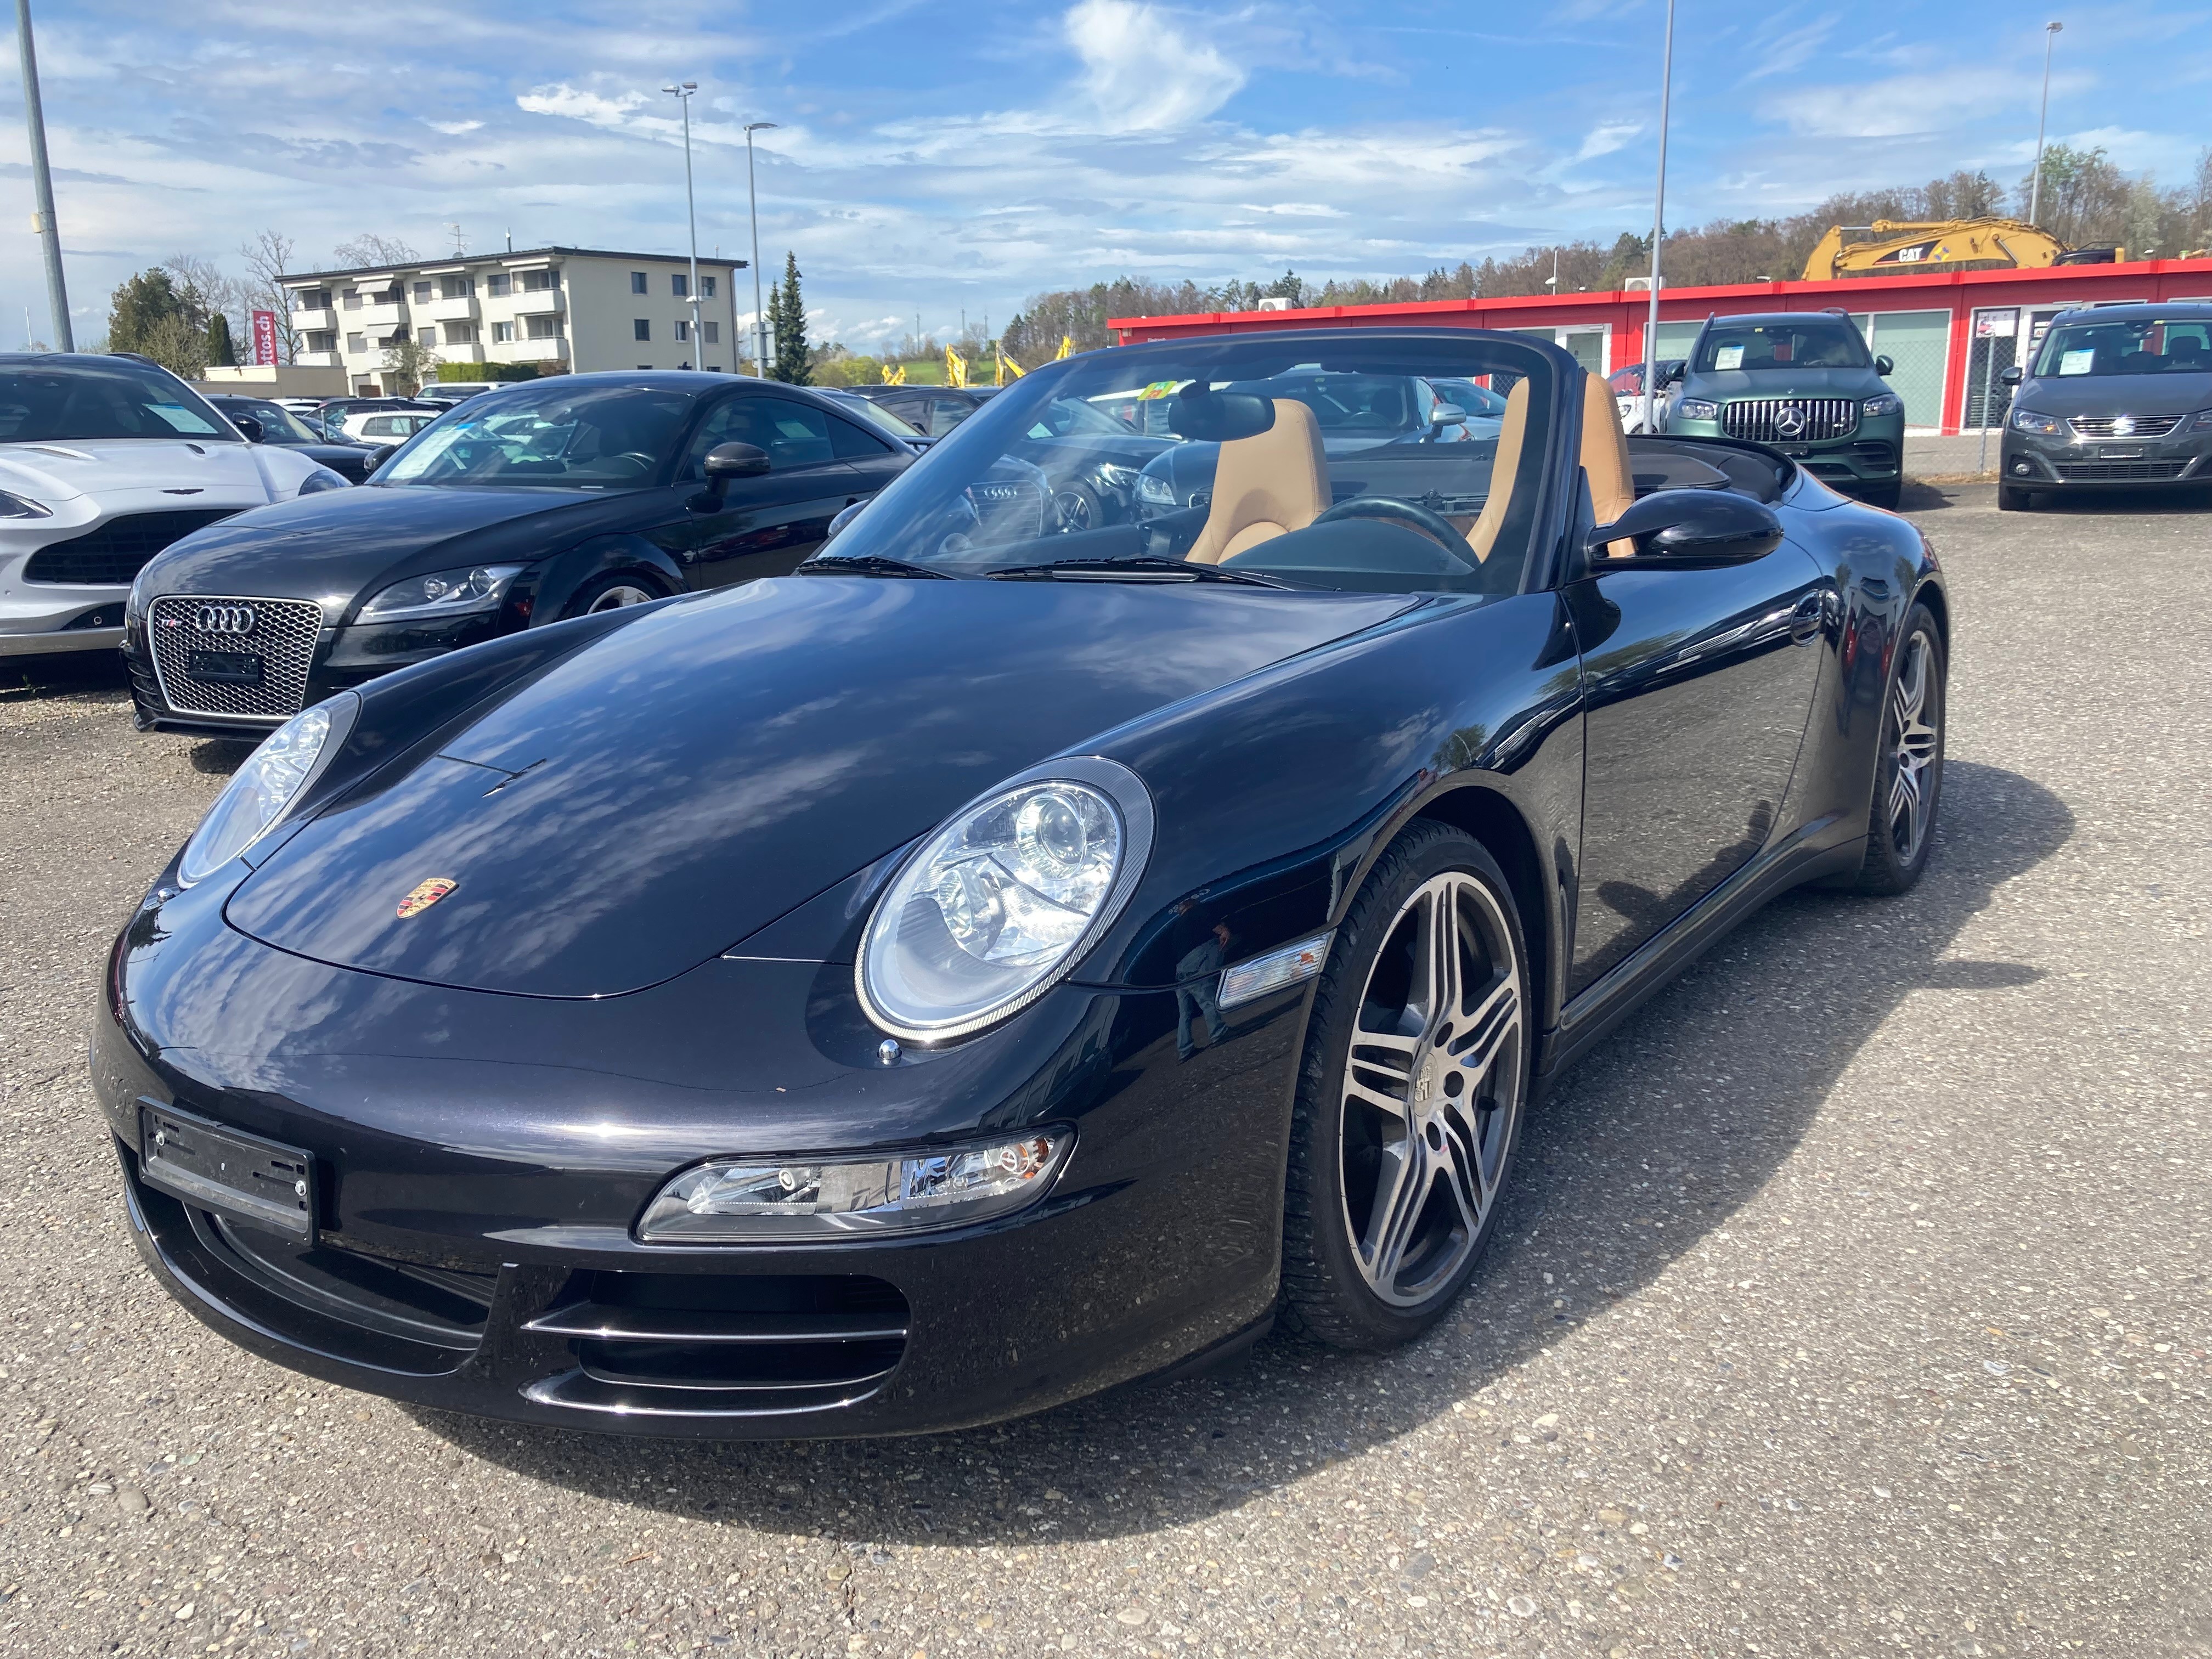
4,0,2207,352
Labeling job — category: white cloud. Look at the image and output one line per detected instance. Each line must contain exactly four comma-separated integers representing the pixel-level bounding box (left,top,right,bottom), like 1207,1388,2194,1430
424,119,485,135
1065,0,1245,131
1573,122,1643,162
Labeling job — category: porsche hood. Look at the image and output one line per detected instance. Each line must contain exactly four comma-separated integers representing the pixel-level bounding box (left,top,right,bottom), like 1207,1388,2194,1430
225,574,1414,997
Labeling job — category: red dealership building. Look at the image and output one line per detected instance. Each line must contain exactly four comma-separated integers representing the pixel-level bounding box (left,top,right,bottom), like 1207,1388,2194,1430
1110,257,2212,437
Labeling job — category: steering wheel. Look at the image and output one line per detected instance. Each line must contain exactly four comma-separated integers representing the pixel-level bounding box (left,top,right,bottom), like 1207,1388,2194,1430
1310,497,1479,569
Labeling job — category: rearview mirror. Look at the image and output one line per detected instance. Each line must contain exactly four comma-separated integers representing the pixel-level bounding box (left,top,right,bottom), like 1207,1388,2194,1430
1174,391,1274,442
1999,365,2024,387
1590,488,1784,567
1429,402,1467,426
232,414,264,443
1875,354,1895,376
692,441,772,510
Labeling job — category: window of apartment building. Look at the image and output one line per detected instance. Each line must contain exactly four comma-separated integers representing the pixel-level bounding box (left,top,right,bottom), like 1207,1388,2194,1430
347,332,366,352
487,273,511,298
672,274,689,298
493,321,516,343
306,330,336,352
443,321,479,345
674,320,691,342
418,325,438,348
294,288,330,311
703,276,716,298
375,286,404,305
634,319,651,341
631,272,649,294
526,315,563,340
342,289,362,311
440,274,474,299
702,321,719,344
413,280,433,302
521,269,556,292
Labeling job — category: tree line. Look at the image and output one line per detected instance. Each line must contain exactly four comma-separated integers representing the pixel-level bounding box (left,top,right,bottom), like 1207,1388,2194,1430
1002,147,2212,362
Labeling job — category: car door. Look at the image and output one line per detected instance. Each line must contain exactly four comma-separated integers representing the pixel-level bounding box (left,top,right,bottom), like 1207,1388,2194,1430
645,392,875,589
1566,537,1833,996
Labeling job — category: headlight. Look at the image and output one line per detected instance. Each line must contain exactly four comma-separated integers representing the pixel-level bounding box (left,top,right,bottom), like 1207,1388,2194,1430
1676,398,1719,421
2189,408,2212,433
0,488,50,518
2010,408,2064,436
636,1131,1071,1242
1135,471,1178,506
297,467,348,495
1862,394,1903,417
857,757,1154,1042
1093,462,1141,492
356,563,524,624
177,696,354,885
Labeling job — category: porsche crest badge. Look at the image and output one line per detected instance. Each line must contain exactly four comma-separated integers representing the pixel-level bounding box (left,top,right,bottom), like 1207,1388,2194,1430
396,877,459,918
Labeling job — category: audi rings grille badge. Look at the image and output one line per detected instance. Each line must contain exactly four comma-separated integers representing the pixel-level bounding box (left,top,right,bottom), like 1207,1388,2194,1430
193,603,258,636
1773,404,1809,439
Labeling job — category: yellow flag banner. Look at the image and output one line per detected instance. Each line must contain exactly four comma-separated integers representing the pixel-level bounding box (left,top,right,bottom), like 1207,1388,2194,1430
1056,335,1075,360
881,362,906,385
945,347,969,388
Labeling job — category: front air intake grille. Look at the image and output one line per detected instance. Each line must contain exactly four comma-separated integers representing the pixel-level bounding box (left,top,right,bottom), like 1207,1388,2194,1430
146,594,321,722
1720,399,1860,443
2055,459,2191,481
2069,415,2182,438
22,510,241,585
522,1272,909,1419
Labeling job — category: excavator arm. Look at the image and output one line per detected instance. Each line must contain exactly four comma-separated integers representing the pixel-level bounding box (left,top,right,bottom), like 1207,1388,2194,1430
1801,218,2111,282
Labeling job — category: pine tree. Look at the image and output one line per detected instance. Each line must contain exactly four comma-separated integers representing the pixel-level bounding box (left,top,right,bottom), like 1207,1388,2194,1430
768,253,811,385
207,313,236,366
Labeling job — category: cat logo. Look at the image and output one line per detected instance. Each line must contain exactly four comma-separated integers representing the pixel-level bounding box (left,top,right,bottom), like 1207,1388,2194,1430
396,877,459,918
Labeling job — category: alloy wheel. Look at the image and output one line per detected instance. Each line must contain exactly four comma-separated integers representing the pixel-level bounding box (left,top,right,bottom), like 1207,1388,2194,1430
1340,872,1523,1306
585,584,657,614
1885,631,1939,864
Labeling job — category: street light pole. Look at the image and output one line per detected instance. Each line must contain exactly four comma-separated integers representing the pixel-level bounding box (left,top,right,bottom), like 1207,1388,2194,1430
663,81,703,371
1639,0,1675,434
743,121,777,377
2028,21,2062,227
14,0,71,351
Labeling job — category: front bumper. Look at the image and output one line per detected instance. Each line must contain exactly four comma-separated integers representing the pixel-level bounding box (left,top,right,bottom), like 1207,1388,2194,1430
93,874,1298,1437
2000,427,2212,489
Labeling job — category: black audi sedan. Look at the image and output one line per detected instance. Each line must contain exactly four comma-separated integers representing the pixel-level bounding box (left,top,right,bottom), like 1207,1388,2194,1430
123,373,913,737
96,327,1948,1437
1996,302,2212,510
205,394,379,483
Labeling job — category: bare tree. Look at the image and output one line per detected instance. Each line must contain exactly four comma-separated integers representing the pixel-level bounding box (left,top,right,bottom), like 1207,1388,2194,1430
240,228,302,363
161,252,250,348
333,233,421,269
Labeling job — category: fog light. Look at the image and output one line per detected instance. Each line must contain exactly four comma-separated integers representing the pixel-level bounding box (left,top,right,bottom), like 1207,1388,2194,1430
637,1131,1070,1242
2012,461,2033,475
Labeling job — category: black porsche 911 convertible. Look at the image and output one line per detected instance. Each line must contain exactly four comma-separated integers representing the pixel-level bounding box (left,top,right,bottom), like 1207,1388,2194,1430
94,328,1946,1437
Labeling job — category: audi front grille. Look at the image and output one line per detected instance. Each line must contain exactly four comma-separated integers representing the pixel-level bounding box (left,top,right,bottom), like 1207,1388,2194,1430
1720,399,1861,444
2069,415,2182,439
147,594,323,721
22,510,242,586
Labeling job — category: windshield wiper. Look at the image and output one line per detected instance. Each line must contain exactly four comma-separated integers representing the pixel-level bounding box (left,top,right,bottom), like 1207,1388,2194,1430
794,554,954,579
983,554,1292,588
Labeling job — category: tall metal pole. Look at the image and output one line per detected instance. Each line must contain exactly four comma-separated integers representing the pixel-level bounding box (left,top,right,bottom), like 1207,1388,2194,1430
744,122,777,376
14,0,71,351
1639,0,1675,435
663,82,702,370
2028,21,2062,227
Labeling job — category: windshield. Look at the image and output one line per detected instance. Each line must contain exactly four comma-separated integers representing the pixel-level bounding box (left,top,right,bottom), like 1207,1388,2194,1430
819,335,1558,597
0,358,235,443
374,380,702,489
1694,320,1869,374
224,398,321,444
2033,317,2212,378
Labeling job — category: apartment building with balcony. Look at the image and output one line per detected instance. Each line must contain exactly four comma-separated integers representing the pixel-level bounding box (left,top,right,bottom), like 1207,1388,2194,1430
284,246,749,393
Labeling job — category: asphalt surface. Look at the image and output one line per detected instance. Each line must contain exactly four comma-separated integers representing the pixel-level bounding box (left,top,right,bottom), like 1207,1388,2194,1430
3,481,2209,1658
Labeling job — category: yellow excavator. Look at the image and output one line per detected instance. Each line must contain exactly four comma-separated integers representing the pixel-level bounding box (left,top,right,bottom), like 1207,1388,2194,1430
1801,217,2122,281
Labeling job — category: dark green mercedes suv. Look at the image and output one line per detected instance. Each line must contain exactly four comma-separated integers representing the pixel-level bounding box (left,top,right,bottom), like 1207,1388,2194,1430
1661,312,1906,507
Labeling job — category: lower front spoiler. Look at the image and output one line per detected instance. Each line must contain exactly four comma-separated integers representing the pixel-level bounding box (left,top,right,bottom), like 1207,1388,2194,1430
119,1144,1271,1440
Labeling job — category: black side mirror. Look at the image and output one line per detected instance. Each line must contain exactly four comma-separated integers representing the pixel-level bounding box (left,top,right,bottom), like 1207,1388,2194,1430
232,414,264,443
364,444,394,474
692,441,771,509
1999,365,2024,387
1590,488,1784,567
1875,354,1895,377
1658,362,1684,387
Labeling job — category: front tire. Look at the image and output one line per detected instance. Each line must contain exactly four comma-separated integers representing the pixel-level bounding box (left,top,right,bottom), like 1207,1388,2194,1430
1861,479,1903,511
1848,602,1946,895
562,572,664,619
1280,823,1530,1350
1997,485,2034,511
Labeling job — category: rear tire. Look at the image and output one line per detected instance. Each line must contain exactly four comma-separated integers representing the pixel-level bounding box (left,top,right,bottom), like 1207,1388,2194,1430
1280,822,1530,1351
1997,486,2034,512
561,572,665,620
1848,602,1946,895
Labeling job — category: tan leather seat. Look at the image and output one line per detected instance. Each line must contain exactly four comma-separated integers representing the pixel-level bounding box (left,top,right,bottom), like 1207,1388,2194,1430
1581,370,1638,558
1466,378,1531,564
1186,399,1329,565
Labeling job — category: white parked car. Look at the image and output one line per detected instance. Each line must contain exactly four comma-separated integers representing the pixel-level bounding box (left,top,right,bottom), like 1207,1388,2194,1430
340,409,439,444
0,354,346,659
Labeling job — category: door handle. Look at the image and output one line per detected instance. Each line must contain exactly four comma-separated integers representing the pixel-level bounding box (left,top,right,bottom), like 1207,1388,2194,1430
1788,592,1826,644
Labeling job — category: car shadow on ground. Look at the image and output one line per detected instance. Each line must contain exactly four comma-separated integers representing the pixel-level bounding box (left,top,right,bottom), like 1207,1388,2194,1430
2016,483,2212,516
417,759,2071,1548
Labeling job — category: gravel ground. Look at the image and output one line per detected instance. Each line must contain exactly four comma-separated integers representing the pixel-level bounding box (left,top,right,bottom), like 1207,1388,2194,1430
3,482,2209,1658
